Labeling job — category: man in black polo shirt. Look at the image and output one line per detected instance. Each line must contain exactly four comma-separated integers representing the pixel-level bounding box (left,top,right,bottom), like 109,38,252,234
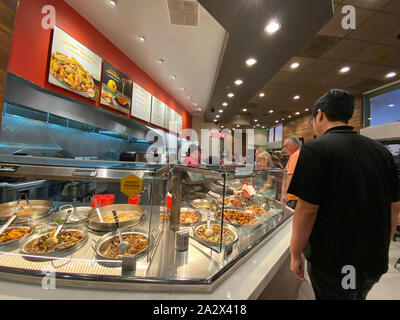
288,89,400,300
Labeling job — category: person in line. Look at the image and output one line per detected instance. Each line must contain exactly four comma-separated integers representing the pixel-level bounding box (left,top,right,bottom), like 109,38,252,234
282,136,302,209
255,148,272,170
183,144,201,165
288,89,400,300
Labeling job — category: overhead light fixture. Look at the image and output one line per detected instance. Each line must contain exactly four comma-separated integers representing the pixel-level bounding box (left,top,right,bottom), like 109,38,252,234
234,79,243,86
262,126,265,129
294,95,300,100
254,119,258,122
257,124,260,127
386,72,397,78
340,66,351,73
222,102,228,107
193,103,198,106
275,120,279,123
288,115,292,118
170,75,177,80
107,0,117,7
236,125,240,128
389,104,395,107
269,110,274,113
157,59,164,64
282,118,285,121
213,119,217,122
196,108,202,112
265,20,281,34
259,92,265,97
216,115,220,118
219,109,224,113
243,108,247,112
368,118,372,120
290,62,300,69
246,58,257,67
305,108,310,111
227,93,235,98
179,87,185,91
295,112,300,115
139,36,145,42
221,126,224,129
187,96,192,100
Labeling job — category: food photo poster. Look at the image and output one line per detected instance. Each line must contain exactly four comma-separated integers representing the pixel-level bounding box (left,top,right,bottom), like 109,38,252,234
100,61,133,114
49,26,102,102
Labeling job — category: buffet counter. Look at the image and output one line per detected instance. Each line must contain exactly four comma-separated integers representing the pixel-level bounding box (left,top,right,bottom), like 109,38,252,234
0,156,295,298
0,217,293,300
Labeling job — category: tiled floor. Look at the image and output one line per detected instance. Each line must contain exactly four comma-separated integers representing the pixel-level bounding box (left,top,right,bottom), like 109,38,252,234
297,240,400,300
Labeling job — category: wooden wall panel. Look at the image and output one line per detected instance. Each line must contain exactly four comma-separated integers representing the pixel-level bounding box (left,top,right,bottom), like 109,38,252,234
0,0,18,126
283,95,363,143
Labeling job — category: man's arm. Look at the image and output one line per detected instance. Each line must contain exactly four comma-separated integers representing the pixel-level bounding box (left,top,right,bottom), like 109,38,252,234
391,201,400,240
290,198,319,281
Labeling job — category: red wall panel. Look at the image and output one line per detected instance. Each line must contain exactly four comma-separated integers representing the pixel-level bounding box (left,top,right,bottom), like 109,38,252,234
8,0,192,130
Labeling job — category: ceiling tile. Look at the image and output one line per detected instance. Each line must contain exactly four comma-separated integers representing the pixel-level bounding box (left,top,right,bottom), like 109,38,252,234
321,39,371,60
349,43,398,63
346,12,400,42
331,75,366,88
378,27,400,47
318,6,375,38
342,0,391,10
280,57,316,73
302,59,343,75
355,64,400,81
374,48,400,68
268,71,297,84
288,73,322,85
380,0,400,14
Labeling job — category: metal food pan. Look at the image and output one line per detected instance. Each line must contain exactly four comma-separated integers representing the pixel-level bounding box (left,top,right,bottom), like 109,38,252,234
0,200,53,223
216,207,261,228
86,204,145,232
20,227,88,260
50,206,91,226
192,221,238,248
179,207,202,226
0,226,35,251
92,230,151,268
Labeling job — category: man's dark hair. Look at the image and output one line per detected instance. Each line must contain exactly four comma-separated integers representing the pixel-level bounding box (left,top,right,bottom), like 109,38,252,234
313,89,355,123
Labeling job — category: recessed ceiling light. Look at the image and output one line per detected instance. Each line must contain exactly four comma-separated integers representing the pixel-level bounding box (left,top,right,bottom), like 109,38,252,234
305,108,310,111
214,119,217,122
246,58,257,67
275,120,279,123
170,75,177,80
290,62,300,69
193,103,198,106
257,124,260,127
234,79,243,86
236,125,240,128
243,108,247,112
157,59,164,64
386,72,397,78
216,115,220,118
295,112,300,115
222,102,228,107
288,115,292,118
139,36,145,42
254,119,258,122
219,109,224,113
282,118,285,121
259,93,265,98
294,95,300,100
265,20,281,34
368,117,372,120
340,66,351,73
227,93,235,98
269,110,274,113
107,0,117,7
196,108,202,112
389,104,395,107
221,126,224,129
179,87,185,91
262,126,265,129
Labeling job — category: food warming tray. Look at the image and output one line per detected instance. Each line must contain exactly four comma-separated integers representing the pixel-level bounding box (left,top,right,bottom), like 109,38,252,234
0,226,35,250
192,221,238,248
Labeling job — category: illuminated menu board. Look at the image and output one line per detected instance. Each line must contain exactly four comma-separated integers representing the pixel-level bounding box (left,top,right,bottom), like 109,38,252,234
164,106,176,132
274,124,283,142
131,82,152,122
151,96,166,128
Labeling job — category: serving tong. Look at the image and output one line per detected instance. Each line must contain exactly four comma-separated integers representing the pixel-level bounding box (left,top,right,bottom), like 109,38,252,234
112,210,130,253
0,194,31,235
43,209,72,248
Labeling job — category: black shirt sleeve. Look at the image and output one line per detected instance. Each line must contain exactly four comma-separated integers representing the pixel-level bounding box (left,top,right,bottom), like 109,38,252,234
389,155,400,203
287,144,324,205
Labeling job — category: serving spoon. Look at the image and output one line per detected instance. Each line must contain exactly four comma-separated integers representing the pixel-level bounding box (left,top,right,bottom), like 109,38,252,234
43,209,72,248
112,210,130,253
92,196,104,223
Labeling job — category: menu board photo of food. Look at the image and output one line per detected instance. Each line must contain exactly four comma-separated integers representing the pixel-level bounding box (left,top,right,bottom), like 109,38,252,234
100,61,132,114
49,27,102,101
